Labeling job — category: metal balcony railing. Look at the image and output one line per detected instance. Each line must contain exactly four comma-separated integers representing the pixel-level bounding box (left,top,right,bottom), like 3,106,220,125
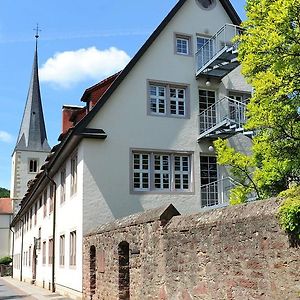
201,177,237,207
196,24,243,76
199,96,247,137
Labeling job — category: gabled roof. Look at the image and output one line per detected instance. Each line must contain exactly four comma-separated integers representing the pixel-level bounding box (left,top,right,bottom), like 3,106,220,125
0,198,12,215
14,41,50,152
74,0,241,133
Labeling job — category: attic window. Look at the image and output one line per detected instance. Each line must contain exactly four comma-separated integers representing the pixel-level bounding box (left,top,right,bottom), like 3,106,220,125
196,0,216,10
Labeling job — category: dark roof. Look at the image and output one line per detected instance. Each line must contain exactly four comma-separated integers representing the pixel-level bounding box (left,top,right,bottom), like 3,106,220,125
14,41,50,152
0,198,12,214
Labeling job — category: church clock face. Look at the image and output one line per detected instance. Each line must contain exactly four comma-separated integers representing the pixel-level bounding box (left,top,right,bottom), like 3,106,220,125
196,0,216,10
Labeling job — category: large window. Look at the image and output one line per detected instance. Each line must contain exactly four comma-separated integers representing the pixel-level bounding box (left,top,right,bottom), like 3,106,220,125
59,235,65,266
148,82,189,118
70,155,78,196
132,151,193,193
42,241,46,265
70,231,76,266
196,36,213,62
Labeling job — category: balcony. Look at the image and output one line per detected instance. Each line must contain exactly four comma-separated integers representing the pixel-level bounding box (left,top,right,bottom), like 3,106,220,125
196,24,243,78
201,177,236,207
201,177,257,208
198,96,252,141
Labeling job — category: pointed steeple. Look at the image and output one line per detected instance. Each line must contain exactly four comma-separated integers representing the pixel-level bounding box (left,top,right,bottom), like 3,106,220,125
15,35,50,152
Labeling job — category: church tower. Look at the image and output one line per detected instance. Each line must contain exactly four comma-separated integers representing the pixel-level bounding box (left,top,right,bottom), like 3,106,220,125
10,34,51,214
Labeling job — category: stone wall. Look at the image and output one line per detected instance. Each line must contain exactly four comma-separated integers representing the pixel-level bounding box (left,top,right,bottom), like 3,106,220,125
83,199,300,300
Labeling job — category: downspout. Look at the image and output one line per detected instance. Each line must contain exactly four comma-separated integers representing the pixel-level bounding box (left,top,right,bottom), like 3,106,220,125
20,218,24,282
45,170,57,293
9,225,15,278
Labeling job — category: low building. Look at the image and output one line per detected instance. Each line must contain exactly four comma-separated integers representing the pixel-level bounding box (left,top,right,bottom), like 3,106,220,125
0,198,13,257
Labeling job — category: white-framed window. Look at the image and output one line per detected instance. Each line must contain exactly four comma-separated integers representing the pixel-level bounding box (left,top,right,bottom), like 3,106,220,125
70,231,76,266
70,155,78,196
60,168,66,204
48,238,53,265
149,85,166,115
196,36,213,63
43,189,47,218
132,150,193,193
49,184,54,214
175,33,192,56
59,235,65,266
29,159,38,173
42,241,46,265
148,82,189,118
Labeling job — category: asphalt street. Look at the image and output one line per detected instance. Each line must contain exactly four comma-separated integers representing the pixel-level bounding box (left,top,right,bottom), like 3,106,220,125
0,278,35,300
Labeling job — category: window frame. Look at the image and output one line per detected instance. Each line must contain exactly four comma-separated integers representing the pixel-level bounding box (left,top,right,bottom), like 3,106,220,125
28,159,39,173
59,234,65,267
70,154,78,196
174,33,193,56
130,149,194,194
60,167,66,204
147,80,190,119
69,230,77,267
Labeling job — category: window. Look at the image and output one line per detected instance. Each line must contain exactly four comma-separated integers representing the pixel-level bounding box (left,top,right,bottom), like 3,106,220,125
132,151,192,193
196,36,214,65
43,189,47,218
49,184,54,214
71,155,77,195
59,235,65,266
42,241,46,265
60,168,66,203
29,208,32,229
48,239,53,265
29,159,38,173
29,246,31,267
70,231,76,266
200,156,218,207
196,0,216,10
175,34,192,55
34,202,37,226
148,82,189,118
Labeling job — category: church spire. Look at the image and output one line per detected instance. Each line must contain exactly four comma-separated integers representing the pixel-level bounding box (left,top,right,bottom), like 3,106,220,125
15,28,50,152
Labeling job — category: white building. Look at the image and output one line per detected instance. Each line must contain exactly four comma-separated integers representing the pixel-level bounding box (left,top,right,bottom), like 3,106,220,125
0,198,13,258
11,0,252,298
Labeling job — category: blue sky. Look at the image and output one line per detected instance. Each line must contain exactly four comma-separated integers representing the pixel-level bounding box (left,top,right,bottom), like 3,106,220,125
0,0,246,189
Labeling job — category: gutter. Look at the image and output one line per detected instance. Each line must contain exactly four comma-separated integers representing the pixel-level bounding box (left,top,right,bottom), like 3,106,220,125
9,224,15,278
20,218,24,282
45,170,57,293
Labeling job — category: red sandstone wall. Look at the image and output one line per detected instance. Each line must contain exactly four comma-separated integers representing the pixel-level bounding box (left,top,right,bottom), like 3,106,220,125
83,199,300,300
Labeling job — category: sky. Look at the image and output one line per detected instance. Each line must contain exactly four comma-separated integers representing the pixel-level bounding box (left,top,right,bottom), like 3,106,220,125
0,0,246,189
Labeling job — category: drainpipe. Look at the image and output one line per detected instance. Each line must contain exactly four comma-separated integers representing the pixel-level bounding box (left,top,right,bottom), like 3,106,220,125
9,225,15,278
45,170,57,293
20,218,24,282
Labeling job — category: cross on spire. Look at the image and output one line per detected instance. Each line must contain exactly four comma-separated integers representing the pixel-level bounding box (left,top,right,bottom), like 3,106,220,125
34,23,41,39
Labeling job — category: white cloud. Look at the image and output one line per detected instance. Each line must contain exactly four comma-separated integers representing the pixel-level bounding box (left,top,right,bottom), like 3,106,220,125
0,131,13,143
39,47,130,88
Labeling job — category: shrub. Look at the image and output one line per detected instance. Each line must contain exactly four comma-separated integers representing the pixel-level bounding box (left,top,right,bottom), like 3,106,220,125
0,256,12,265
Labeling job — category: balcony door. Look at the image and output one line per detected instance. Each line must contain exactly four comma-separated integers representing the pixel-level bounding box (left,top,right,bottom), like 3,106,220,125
200,156,218,207
199,90,216,133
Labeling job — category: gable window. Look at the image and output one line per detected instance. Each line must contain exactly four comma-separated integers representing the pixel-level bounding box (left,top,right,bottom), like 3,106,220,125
197,36,213,63
148,82,189,118
70,231,77,266
175,34,192,56
29,159,38,173
132,150,193,193
71,155,78,196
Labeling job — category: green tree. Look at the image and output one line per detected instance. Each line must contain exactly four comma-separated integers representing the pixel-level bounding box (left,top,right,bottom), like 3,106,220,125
0,187,10,198
215,0,300,202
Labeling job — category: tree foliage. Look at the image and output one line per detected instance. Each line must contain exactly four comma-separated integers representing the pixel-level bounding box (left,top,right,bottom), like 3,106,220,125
0,187,10,198
215,0,300,201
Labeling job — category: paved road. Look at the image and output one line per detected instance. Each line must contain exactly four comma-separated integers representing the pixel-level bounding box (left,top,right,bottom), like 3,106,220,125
0,278,35,300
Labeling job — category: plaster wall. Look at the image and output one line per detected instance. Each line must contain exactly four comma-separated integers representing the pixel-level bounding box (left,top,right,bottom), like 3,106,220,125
82,0,252,233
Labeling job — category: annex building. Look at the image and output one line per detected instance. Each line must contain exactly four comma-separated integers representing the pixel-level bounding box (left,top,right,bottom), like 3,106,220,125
10,0,253,298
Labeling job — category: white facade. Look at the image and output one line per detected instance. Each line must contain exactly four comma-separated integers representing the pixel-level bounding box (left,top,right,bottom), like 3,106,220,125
11,1,252,299
0,213,12,257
